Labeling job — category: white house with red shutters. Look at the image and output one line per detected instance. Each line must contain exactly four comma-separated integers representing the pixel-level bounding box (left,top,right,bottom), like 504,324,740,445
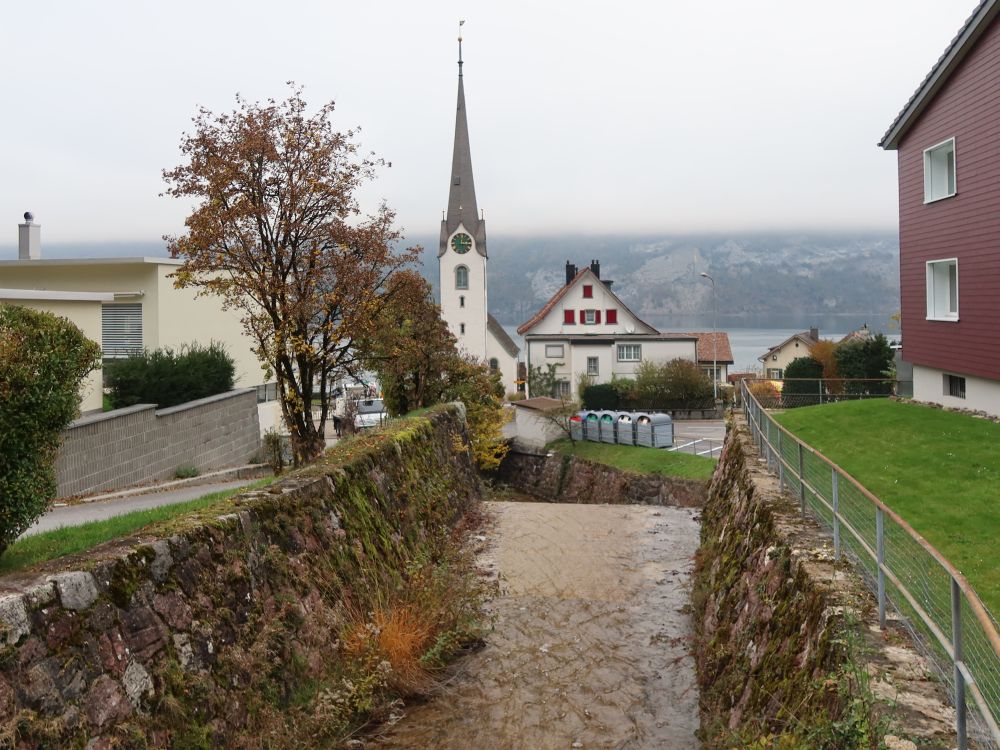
517,261,731,398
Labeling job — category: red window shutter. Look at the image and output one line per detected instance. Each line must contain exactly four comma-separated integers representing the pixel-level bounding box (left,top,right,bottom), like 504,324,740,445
606,309,618,324
595,310,602,324
581,309,587,324
583,284,593,298
563,309,575,325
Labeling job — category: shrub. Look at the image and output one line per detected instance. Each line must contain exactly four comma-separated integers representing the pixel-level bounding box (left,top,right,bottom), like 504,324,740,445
623,359,714,410
105,341,236,409
581,383,620,409
835,334,894,395
782,356,825,406
0,306,101,555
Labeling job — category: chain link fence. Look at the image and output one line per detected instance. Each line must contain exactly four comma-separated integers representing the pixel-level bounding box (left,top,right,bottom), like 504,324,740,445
742,379,1000,750
740,377,912,410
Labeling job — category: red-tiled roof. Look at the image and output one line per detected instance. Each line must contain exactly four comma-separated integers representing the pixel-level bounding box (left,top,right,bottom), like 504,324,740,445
692,332,734,364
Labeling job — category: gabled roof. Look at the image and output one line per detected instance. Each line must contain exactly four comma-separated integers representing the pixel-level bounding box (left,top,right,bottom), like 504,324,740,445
516,267,658,336
487,313,520,357
691,332,734,365
758,330,819,362
880,0,1000,150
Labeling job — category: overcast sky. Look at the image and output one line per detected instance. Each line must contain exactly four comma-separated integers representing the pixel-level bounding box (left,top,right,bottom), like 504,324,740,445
0,1,978,245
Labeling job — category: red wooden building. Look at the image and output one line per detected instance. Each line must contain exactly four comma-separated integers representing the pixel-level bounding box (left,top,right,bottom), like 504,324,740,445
880,0,1000,413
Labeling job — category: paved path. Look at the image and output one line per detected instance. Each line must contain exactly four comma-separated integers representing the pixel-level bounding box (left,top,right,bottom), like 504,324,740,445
375,500,701,749
23,480,254,537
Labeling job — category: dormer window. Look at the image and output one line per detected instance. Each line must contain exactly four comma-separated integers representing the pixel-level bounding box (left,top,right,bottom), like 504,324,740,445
582,284,593,298
924,138,956,203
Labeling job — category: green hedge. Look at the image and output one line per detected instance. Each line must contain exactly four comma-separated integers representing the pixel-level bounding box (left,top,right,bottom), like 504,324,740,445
104,342,236,409
0,306,101,555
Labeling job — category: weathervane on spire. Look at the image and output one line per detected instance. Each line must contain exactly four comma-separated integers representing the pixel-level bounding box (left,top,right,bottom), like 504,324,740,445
458,19,465,71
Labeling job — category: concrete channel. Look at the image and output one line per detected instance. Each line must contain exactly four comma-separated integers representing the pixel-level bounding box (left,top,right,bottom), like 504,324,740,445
374,498,701,749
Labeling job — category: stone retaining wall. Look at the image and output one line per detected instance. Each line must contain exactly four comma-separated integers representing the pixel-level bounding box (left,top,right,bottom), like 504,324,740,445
694,417,955,748
55,389,261,497
0,405,480,747
497,449,707,507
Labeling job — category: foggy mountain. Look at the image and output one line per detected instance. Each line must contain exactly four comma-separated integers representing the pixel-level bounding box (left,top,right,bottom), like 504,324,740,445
0,232,900,330
411,232,900,329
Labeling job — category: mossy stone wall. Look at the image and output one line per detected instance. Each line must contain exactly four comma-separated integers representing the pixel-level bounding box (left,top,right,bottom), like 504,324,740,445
0,405,481,748
694,420,954,748
497,450,706,507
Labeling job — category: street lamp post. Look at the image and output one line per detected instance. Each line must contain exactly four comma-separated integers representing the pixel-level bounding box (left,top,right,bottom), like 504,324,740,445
700,272,718,401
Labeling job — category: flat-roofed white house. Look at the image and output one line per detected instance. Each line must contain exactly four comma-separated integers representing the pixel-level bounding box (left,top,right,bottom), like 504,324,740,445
517,260,731,398
0,217,267,414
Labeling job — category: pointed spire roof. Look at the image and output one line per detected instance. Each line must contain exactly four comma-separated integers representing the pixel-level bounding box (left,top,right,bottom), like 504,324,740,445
440,28,487,258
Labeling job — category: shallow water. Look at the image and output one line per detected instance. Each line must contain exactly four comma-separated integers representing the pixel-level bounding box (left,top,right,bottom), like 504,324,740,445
374,499,701,749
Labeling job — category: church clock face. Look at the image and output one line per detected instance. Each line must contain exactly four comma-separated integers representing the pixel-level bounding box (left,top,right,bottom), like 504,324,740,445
451,232,472,254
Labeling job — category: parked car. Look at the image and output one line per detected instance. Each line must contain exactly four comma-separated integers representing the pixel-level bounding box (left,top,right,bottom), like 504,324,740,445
354,398,387,430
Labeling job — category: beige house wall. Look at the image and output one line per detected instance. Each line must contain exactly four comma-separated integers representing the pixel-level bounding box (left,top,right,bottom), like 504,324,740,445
153,266,264,388
0,259,265,389
0,298,105,413
761,339,814,377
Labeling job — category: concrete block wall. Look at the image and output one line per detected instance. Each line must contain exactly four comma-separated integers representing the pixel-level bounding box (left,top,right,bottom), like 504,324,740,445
55,389,261,497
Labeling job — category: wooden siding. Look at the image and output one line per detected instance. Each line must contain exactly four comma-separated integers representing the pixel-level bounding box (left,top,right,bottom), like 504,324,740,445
897,16,1000,381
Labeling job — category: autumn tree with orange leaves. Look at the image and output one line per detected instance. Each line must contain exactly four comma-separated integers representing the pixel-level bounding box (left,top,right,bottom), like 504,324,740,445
163,87,418,465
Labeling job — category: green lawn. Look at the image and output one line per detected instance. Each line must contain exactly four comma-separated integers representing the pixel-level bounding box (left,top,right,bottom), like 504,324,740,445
774,399,1000,615
0,479,273,574
549,439,717,480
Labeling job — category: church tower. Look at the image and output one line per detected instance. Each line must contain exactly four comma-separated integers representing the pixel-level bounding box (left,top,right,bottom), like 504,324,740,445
439,27,489,361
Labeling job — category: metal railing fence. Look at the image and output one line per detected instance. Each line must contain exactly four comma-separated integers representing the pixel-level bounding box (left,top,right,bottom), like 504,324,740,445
741,379,1000,750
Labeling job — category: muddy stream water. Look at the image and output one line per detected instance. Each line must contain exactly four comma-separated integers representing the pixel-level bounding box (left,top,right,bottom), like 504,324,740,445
374,498,701,749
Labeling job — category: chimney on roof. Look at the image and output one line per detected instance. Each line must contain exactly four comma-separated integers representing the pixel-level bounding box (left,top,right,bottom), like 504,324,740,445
809,326,819,340
18,212,40,260
565,261,577,286
590,259,600,279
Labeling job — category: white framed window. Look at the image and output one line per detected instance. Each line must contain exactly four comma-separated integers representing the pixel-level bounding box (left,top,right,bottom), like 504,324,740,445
455,265,469,289
767,368,783,379
924,138,956,203
587,356,599,376
944,373,966,399
545,344,564,358
556,380,571,398
102,303,143,358
617,344,641,362
702,365,721,381
926,258,958,321
583,309,597,325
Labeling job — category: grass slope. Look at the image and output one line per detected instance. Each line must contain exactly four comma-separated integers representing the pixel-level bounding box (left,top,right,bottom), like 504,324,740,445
774,400,1000,615
0,479,273,574
550,439,716,480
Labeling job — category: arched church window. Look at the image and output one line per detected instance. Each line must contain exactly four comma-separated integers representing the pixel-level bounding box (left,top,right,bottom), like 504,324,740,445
455,265,469,290
489,358,499,371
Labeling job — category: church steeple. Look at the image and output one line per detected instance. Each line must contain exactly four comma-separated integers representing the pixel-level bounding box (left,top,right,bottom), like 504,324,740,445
439,23,487,258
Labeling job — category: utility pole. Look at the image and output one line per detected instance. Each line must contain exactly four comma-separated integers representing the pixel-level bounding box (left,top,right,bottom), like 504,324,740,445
700,272,718,401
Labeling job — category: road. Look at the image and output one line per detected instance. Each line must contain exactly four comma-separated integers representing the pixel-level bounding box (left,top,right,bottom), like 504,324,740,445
22,480,254,537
